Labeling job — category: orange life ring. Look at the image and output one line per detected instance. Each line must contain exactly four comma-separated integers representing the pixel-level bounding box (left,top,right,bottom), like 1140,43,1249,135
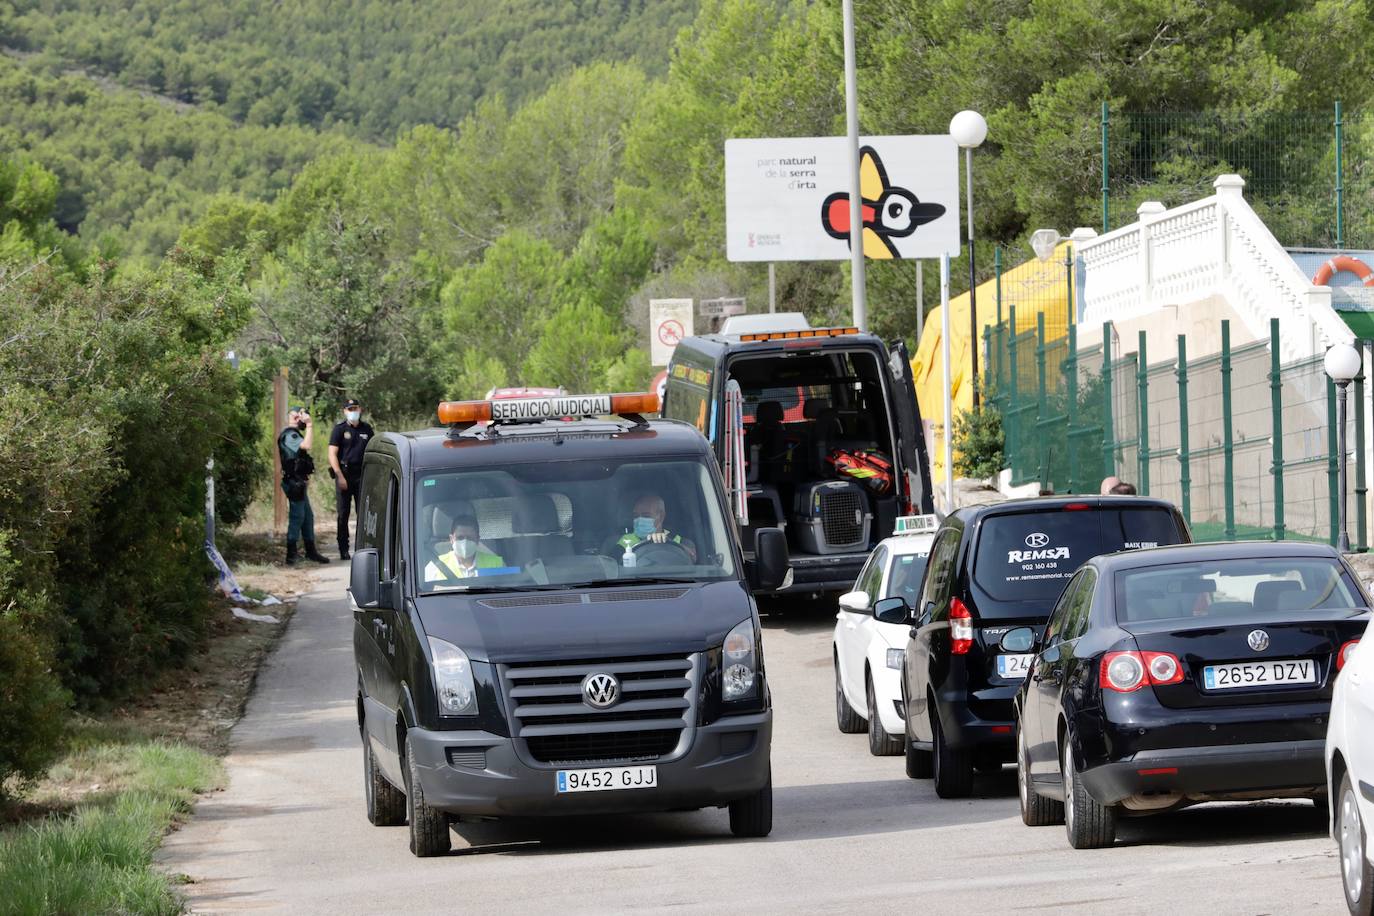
1313,255,1374,287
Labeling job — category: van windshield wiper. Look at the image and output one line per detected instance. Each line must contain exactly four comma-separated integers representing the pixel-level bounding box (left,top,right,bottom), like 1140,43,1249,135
561,577,699,589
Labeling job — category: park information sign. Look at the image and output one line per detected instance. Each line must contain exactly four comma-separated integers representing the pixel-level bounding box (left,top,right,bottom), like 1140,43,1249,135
725,135,960,262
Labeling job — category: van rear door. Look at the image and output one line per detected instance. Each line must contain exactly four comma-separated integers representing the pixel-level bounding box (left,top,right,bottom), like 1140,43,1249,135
887,340,933,514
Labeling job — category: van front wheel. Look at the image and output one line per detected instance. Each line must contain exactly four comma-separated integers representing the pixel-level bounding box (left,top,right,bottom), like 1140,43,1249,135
404,742,452,857
729,771,773,838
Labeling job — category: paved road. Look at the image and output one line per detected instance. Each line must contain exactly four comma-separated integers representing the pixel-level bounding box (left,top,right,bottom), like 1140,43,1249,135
161,569,1347,914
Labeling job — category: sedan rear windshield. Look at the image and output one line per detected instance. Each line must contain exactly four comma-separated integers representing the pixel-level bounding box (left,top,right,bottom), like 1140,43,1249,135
973,507,1185,602
1116,556,1364,622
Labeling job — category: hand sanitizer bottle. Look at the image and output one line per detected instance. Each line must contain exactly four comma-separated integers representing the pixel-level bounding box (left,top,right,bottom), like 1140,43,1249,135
622,542,637,568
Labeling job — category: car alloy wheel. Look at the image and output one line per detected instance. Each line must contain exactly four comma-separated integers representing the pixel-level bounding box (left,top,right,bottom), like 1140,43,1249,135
1339,772,1374,915
1062,740,1076,836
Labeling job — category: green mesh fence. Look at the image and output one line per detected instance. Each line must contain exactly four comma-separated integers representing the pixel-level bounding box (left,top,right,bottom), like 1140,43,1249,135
988,313,1367,545
1105,107,1373,250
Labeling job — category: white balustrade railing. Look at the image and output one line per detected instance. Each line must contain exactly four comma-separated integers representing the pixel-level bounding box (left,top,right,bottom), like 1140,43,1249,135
1077,175,1350,363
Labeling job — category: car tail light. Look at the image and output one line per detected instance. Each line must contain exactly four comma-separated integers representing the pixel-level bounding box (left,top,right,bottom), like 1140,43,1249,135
1338,640,1361,671
1100,650,1184,692
950,597,974,655
1144,651,1184,685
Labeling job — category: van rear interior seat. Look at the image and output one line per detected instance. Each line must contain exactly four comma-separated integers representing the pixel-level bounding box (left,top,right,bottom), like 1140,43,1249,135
504,495,573,568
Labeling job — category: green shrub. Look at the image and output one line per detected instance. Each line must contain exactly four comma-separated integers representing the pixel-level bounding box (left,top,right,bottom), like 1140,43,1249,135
0,605,70,801
952,400,1006,480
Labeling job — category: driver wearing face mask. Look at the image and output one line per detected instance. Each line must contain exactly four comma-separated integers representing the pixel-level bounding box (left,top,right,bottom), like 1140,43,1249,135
603,494,697,563
424,515,506,582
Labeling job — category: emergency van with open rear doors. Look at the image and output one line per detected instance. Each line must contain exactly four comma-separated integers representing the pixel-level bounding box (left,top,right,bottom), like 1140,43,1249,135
662,322,933,599
348,390,786,857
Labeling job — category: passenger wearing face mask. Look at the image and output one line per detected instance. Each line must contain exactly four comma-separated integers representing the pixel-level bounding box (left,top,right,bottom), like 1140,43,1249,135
424,515,506,582
603,494,698,563
328,397,374,560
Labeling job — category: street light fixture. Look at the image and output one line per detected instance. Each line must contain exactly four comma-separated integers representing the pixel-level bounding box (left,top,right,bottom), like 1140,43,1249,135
950,110,987,408
1325,341,1362,552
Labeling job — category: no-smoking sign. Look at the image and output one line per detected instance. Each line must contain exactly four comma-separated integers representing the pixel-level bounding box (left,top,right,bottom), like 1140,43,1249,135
649,299,694,366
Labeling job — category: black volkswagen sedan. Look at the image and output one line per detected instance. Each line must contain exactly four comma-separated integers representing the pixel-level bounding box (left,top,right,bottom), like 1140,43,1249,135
1010,541,1370,849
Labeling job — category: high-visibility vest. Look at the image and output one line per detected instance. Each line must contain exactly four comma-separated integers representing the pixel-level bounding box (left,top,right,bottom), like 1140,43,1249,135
436,547,505,579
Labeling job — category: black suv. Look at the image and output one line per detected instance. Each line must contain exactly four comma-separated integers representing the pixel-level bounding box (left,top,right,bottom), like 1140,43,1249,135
879,496,1190,797
349,392,788,856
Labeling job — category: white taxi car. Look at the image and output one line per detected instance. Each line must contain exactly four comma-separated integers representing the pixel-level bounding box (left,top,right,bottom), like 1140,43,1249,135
1327,622,1373,914
833,515,938,756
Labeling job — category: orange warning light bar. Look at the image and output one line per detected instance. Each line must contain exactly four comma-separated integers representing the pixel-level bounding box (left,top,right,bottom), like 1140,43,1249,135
738,327,860,342
437,391,660,425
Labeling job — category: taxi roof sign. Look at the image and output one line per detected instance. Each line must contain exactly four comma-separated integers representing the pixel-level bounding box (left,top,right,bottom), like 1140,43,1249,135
438,391,660,426
894,514,939,535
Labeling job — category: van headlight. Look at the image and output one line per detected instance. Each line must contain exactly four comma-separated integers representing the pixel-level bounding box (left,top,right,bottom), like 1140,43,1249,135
722,619,758,702
428,636,477,716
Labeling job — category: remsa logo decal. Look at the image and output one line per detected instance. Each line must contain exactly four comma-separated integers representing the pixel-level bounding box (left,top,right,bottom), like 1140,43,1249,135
1024,532,1049,549
1007,532,1070,563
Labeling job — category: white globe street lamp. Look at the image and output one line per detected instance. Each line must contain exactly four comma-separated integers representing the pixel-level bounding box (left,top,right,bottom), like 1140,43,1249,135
950,110,988,408
1326,341,1363,552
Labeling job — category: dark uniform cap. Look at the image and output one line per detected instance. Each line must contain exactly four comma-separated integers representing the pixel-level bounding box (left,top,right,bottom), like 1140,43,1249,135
344,398,361,409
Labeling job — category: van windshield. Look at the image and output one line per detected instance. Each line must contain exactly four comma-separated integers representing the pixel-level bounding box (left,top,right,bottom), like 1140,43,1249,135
413,457,737,594
973,507,1185,603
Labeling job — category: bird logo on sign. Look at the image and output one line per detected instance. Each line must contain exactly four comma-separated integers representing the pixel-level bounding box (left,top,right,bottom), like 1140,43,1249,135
821,146,946,259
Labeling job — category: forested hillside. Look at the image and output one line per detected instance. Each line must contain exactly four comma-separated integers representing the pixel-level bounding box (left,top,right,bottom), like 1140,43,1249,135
0,0,697,137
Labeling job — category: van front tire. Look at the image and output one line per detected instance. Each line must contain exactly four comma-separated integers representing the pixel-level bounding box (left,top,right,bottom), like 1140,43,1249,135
729,771,773,838
405,742,452,857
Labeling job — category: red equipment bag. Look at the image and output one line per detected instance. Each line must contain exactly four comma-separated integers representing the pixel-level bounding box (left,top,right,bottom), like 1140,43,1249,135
825,448,894,495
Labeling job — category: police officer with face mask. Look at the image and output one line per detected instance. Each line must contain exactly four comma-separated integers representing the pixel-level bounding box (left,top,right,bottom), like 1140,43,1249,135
328,397,374,560
279,406,331,566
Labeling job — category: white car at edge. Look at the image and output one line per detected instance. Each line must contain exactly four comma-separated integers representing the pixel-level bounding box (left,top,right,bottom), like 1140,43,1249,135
833,515,937,756
1327,620,1374,914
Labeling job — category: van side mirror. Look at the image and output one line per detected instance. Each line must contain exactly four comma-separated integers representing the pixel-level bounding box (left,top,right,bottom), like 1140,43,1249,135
1000,626,1037,653
350,549,380,608
750,527,790,591
873,597,909,625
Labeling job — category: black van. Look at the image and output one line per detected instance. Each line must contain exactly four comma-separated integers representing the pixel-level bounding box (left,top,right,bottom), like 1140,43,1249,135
349,392,788,856
663,326,933,598
880,496,1191,798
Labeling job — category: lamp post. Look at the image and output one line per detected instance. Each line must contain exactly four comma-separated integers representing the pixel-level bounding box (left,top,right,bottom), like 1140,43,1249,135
1326,342,1362,552
841,0,867,331
950,110,988,408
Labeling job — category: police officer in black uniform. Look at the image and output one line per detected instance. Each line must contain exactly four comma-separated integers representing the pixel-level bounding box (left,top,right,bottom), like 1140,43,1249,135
328,397,374,560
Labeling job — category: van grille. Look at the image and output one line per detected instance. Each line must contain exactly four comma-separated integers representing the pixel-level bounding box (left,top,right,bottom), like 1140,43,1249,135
500,653,697,765
821,490,865,547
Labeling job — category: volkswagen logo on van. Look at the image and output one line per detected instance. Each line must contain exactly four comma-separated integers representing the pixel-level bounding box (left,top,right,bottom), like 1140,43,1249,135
1024,532,1050,549
1247,629,1270,652
582,672,621,709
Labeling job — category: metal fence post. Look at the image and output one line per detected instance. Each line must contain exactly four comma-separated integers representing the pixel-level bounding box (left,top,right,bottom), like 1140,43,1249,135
1357,341,1368,551
1222,320,1236,540
1329,375,1340,545
1137,330,1150,493
1037,312,1048,489
1101,102,1110,233
1177,335,1191,525
1269,318,1285,541
1007,306,1019,480
1067,323,1079,494
1336,100,1345,250
1102,321,1115,479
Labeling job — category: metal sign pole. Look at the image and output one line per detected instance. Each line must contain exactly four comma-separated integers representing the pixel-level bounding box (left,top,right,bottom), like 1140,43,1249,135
841,0,867,331
915,260,924,340
768,263,776,313
941,254,954,509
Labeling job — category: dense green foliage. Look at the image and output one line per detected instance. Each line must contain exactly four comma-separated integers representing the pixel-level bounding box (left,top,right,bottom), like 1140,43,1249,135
952,401,1004,481
0,55,358,259
0,160,265,794
0,0,696,138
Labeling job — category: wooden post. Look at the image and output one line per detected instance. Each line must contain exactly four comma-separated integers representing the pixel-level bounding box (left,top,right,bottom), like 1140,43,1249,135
273,367,288,537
